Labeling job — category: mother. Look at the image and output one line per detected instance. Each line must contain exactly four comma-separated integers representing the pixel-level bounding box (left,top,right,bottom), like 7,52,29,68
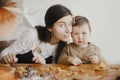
0,4,73,64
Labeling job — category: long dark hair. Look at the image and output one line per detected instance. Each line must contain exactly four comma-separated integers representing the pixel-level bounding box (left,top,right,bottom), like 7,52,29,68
35,4,72,63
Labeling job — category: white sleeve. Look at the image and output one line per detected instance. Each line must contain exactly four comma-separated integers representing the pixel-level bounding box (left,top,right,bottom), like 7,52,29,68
0,28,37,59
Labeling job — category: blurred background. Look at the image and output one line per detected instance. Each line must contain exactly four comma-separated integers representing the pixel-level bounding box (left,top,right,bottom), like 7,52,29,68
0,0,120,64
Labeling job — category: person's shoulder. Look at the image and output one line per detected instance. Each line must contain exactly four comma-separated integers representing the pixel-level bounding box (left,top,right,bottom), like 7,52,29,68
88,42,95,46
20,27,38,40
65,43,75,48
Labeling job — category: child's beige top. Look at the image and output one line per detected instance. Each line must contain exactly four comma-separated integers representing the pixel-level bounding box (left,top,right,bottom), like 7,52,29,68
58,42,105,65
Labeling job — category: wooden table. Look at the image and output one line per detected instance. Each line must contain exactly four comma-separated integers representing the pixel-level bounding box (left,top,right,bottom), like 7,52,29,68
0,64,120,80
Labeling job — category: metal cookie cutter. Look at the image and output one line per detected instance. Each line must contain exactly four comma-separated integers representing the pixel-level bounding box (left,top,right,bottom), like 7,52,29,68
19,65,42,80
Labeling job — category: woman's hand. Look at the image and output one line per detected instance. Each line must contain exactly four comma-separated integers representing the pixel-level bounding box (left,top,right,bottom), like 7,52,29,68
68,57,82,66
1,53,18,64
32,56,46,64
88,55,99,64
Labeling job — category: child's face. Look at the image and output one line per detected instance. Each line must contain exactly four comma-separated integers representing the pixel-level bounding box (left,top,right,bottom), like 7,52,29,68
72,24,90,47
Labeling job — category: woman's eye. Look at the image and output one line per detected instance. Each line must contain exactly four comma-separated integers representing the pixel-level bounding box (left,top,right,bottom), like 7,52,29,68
60,24,65,27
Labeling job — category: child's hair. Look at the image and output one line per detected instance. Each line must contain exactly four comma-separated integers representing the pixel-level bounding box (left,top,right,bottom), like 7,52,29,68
72,16,91,32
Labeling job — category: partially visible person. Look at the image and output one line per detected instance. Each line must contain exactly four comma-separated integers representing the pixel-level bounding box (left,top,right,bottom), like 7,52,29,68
58,16,105,66
0,0,17,38
0,4,73,64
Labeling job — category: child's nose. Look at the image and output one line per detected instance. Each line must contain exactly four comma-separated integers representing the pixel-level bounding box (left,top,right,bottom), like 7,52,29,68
78,34,83,40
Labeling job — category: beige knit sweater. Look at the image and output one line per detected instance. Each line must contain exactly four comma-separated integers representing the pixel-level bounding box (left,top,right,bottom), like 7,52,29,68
58,42,105,65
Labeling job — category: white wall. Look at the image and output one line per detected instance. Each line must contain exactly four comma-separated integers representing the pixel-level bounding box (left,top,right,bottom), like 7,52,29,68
26,0,120,64
1,0,120,64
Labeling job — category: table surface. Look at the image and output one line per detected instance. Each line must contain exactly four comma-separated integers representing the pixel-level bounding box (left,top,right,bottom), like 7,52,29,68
0,64,120,80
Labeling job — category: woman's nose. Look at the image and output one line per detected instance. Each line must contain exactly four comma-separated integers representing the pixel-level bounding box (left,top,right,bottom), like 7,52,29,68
65,25,72,33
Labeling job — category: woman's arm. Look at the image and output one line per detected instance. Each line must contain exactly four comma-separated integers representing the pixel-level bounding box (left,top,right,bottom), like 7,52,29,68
0,28,37,63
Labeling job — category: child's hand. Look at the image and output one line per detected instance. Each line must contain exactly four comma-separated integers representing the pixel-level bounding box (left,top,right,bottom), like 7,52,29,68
32,56,46,64
68,57,82,66
88,55,99,64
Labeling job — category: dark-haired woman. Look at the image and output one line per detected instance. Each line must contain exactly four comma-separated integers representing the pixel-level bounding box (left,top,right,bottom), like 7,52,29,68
0,4,73,64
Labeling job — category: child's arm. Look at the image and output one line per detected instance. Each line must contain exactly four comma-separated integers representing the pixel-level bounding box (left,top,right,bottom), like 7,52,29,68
68,57,82,66
58,45,82,65
88,45,106,64
58,46,70,65
88,54,99,64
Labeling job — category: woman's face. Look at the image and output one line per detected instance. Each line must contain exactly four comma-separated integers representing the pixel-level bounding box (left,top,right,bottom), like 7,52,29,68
49,15,72,43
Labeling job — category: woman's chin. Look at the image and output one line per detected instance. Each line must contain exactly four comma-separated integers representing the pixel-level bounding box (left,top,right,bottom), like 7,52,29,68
61,38,69,42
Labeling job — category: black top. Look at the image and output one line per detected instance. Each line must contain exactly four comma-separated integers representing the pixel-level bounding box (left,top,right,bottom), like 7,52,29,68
16,50,34,63
16,50,53,64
